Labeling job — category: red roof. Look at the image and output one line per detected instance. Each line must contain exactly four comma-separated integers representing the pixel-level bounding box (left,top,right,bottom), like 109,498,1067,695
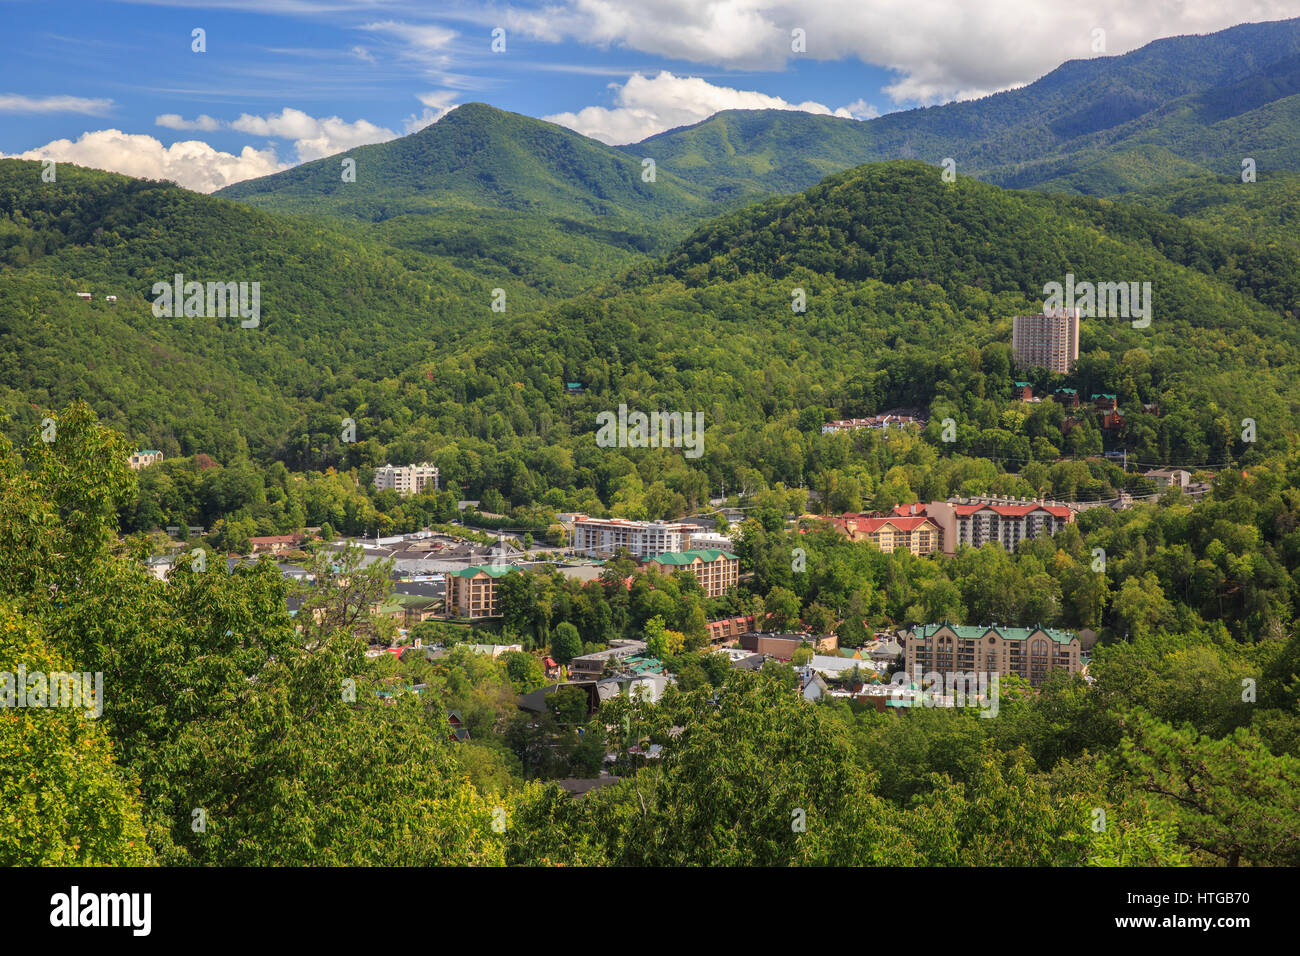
543,656,557,668
953,503,1072,518
837,515,936,533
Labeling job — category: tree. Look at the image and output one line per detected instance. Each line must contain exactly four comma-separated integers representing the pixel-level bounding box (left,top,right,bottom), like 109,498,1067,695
551,622,582,665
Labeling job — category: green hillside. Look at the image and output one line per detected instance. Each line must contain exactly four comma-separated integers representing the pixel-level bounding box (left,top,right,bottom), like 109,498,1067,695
216,103,722,296
0,159,495,460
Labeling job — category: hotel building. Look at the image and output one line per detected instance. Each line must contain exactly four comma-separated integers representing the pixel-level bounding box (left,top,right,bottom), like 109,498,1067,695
905,623,1082,687
374,462,440,497
1012,308,1080,374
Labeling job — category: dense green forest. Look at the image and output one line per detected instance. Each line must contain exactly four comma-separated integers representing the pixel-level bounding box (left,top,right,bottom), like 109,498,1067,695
5,156,1298,541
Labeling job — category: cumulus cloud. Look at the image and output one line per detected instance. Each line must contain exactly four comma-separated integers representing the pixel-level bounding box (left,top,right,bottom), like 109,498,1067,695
0,94,113,115
229,108,397,160
1,129,283,193
156,113,223,131
544,71,862,144
155,107,397,161
506,0,1300,104
403,91,460,133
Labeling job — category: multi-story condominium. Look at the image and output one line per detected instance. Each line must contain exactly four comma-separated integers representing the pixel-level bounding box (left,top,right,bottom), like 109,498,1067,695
374,462,440,497
444,565,516,619
644,549,739,597
905,623,1082,687
1012,308,1080,374
828,514,943,555
950,498,1074,553
572,516,692,558
128,449,164,470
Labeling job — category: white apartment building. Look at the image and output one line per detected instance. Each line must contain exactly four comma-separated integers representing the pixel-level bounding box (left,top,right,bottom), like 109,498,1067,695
373,462,440,497
572,516,693,558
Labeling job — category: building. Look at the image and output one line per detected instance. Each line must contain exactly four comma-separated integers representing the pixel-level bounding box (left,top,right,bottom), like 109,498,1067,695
740,632,839,659
1012,309,1079,374
905,623,1082,688
950,498,1074,553
828,513,943,555
821,410,926,434
572,516,693,558
643,549,739,597
373,462,440,497
249,533,305,554
706,615,755,647
1145,468,1192,490
1013,381,1035,402
444,565,516,619
76,292,92,301
128,450,163,470
569,640,648,680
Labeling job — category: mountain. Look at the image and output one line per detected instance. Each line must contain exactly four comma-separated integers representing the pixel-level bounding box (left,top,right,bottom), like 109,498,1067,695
212,18,1300,297
0,159,493,460
216,103,724,297
636,18,1300,197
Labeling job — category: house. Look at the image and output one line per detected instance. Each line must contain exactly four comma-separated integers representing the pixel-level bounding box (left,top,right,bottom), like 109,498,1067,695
76,292,92,301
820,410,926,434
1013,381,1034,402
128,449,163,470
447,710,469,742
249,533,304,554
105,295,117,303
1100,408,1125,431
799,669,828,702
543,656,561,679
564,382,586,394
1055,387,1080,408
1145,468,1192,490
1091,393,1118,410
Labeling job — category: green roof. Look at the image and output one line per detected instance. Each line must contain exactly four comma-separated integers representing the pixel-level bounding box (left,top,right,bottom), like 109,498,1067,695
1013,381,1029,387
911,623,1077,645
448,564,518,578
1056,387,1077,394
648,549,738,565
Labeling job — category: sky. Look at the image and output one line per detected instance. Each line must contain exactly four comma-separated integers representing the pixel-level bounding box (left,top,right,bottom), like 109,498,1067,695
2,0,1300,192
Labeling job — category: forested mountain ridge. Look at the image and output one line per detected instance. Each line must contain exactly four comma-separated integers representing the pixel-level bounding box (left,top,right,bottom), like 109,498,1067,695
0,159,494,461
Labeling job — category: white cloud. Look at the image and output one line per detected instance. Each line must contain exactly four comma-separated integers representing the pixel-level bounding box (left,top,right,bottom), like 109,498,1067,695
0,94,113,115
404,91,460,133
841,99,879,120
505,0,1300,104
544,71,860,144
2,129,283,193
362,20,457,51
156,113,223,131
229,107,397,160
155,107,397,161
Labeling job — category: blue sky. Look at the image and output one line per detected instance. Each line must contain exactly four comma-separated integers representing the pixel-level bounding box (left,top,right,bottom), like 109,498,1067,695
3,0,1299,191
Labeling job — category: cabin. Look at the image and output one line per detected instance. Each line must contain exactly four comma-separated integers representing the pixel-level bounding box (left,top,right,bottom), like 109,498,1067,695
105,295,117,303
76,292,92,301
